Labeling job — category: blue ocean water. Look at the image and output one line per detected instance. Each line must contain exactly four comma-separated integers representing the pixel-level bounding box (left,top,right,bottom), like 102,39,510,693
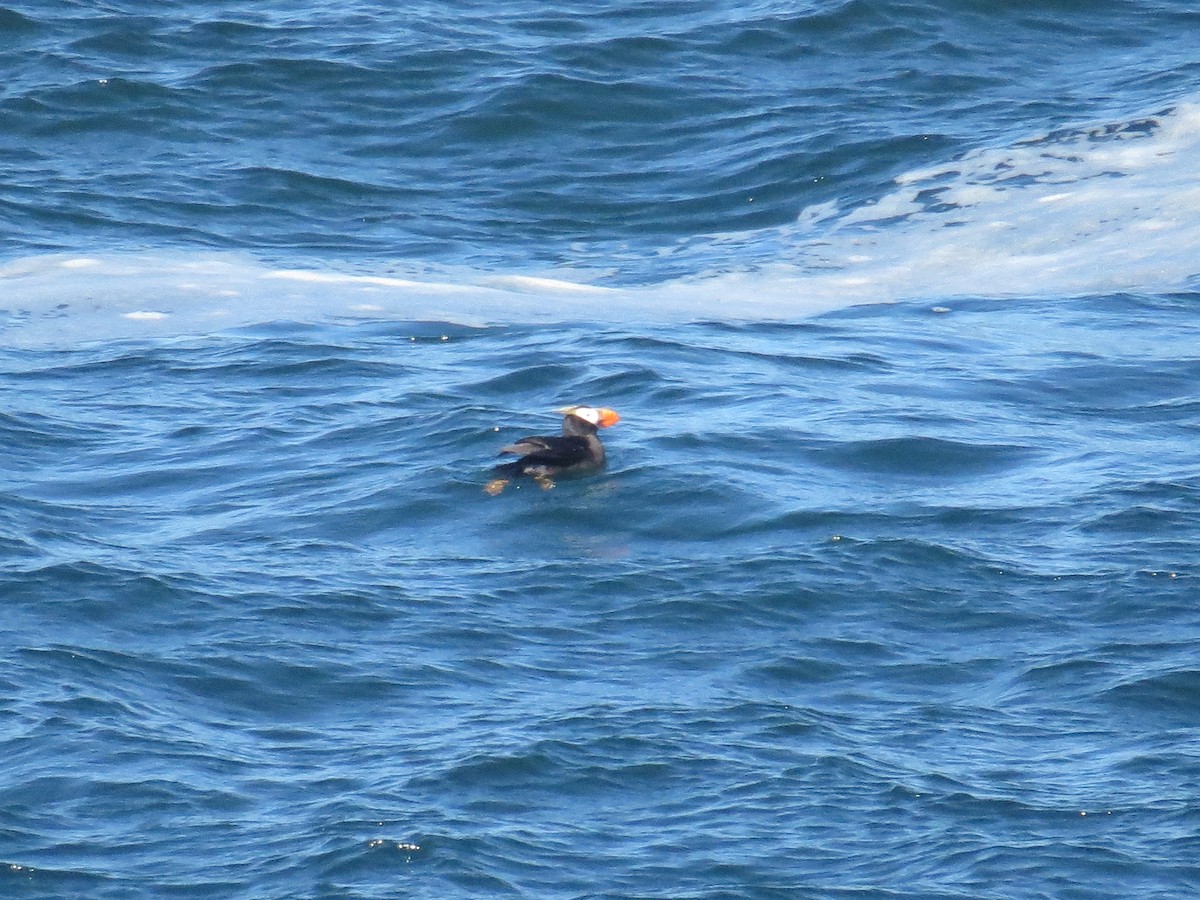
2,1,1200,897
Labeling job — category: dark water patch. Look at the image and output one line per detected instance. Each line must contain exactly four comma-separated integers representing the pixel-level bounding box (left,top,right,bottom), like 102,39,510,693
1011,656,1115,697
2,344,175,380
0,863,124,900
617,326,896,376
0,408,105,458
812,436,1034,478
748,655,851,687
314,838,427,897
225,164,388,212
68,23,172,66
0,6,39,40
1101,668,1200,726
465,362,580,397
1080,504,1192,535
7,77,202,139
1034,358,1200,414
723,506,894,542
174,653,406,724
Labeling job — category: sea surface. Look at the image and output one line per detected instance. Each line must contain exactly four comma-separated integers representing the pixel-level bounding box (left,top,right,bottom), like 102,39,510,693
2,1,1200,897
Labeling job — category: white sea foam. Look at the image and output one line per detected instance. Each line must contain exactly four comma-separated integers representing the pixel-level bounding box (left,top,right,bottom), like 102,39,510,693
3,101,1198,345
769,100,1200,302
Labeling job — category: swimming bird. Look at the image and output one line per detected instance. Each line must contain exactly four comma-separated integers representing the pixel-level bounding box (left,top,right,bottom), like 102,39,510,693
484,405,620,495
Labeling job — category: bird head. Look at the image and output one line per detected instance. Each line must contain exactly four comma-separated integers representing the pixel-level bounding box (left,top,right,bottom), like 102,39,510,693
556,405,620,428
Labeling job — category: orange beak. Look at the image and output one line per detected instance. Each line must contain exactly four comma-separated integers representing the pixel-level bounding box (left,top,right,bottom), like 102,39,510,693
596,408,620,428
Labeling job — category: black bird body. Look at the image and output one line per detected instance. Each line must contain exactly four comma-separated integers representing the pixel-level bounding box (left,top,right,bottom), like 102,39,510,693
494,430,605,479
485,405,619,493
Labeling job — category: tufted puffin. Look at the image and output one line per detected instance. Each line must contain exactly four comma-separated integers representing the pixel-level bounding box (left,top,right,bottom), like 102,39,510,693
484,405,620,495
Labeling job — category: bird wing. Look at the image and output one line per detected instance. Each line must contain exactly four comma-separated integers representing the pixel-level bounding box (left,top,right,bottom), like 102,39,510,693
498,434,591,467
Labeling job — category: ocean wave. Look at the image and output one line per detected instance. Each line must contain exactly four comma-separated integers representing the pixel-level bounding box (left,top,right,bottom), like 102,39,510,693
3,99,1200,344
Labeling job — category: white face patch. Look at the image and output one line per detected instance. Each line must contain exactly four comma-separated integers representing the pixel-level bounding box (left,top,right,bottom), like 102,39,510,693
566,406,601,425
559,405,600,427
